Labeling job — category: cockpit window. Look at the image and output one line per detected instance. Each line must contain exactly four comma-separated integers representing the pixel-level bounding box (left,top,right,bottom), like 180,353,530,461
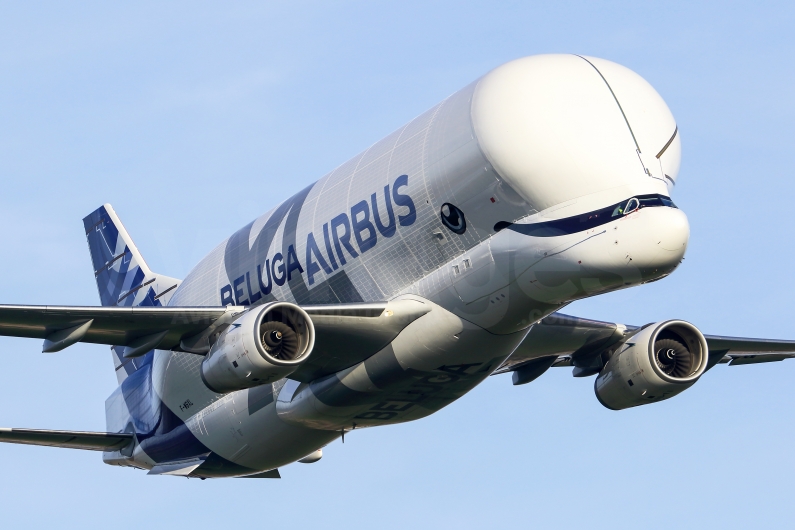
495,194,678,237
612,195,676,217
624,198,640,214
639,195,677,208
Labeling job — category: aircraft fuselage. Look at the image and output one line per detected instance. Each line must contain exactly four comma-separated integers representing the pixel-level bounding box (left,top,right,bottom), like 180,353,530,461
103,54,688,477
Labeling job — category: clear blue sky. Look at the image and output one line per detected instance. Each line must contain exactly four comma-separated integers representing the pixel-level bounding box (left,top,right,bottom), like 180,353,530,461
1,1,794,528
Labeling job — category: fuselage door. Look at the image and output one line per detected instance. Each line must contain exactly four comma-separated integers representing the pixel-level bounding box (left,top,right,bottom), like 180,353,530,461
452,242,500,304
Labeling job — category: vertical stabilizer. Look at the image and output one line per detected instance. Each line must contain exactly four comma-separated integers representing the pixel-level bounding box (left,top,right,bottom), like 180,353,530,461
83,204,182,385
83,204,180,308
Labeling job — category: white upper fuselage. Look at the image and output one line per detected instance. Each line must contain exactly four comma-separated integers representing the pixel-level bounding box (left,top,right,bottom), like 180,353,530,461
169,54,686,330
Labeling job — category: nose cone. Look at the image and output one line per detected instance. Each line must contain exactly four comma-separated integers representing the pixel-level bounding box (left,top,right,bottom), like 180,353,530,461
657,208,690,253
608,207,689,280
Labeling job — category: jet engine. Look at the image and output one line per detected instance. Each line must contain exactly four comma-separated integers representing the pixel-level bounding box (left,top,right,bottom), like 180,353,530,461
594,320,708,410
201,302,315,393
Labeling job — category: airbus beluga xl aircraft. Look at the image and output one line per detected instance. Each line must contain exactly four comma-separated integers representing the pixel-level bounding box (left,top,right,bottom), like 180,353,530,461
1,54,792,479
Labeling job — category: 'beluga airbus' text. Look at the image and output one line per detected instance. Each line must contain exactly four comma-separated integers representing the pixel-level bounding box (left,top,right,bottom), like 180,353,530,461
1,54,792,479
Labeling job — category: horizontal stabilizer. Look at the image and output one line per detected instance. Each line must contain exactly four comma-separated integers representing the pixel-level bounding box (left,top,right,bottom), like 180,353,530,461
0,428,132,451
240,469,281,479
148,455,208,476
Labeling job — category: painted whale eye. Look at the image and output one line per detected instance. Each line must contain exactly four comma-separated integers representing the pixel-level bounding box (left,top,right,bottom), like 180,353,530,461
440,203,467,235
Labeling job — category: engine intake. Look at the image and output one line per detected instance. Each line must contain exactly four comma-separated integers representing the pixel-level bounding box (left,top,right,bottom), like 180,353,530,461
595,320,708,410
200,302,315,393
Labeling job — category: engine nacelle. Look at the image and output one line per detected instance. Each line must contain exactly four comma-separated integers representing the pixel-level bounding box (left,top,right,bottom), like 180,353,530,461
594,320,708,410
200,302,314,393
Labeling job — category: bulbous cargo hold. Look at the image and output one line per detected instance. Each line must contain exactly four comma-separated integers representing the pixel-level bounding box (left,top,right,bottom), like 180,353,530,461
594,321,709,410
472,54,682,213
200,302,315,393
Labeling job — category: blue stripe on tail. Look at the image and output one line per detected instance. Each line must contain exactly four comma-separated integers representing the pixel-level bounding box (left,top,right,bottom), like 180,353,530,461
84,205,148,307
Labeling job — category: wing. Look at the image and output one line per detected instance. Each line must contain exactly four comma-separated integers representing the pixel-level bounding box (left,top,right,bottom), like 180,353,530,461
0,304,236,352
0,300,430,381
0,428,132,451
701,335,795,366
497,313,795,383
496,313,628,374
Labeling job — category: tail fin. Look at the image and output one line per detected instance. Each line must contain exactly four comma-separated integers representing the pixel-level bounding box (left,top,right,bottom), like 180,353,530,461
83,204,182,385
83,204,181,308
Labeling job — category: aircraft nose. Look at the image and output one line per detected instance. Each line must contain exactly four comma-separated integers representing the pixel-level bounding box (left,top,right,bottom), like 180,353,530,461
656,207,690,254
607,206,689,278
